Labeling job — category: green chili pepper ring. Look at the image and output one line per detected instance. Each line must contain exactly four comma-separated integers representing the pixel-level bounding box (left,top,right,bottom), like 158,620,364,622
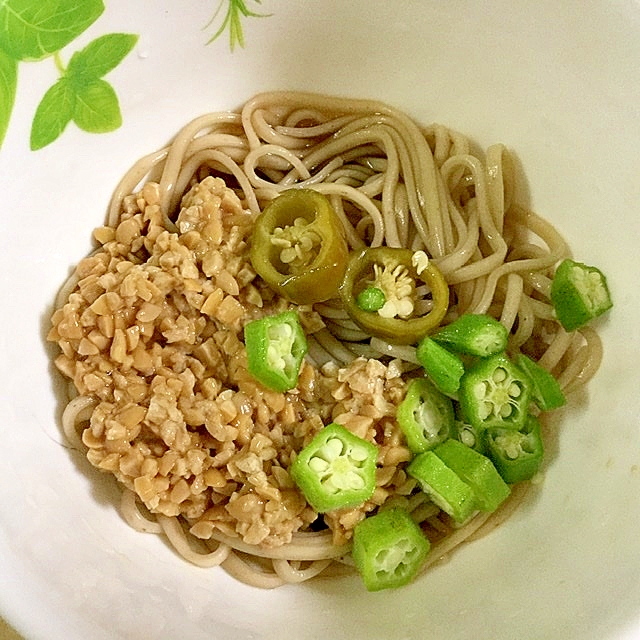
250,189,349,305
339,247,449,345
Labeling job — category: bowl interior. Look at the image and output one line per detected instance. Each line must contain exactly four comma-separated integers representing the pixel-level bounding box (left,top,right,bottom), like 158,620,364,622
1,2,640,639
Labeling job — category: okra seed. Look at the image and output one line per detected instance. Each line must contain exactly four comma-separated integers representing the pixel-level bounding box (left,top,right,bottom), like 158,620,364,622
473,382,489,399
350,446,369,462
508,382,521,398
322,438,344,460
460,429,476,447
309,457,330,473
492,367,507,383
478,401,492,420
499,404,513,418
495,434,522,460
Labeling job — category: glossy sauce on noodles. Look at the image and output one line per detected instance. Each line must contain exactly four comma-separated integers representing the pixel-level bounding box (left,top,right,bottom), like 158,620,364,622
48,93,603,588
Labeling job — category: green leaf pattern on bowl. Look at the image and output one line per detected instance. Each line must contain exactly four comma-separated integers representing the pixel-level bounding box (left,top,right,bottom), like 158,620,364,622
0,0,137,150
206,0,271,51
0,0,273,152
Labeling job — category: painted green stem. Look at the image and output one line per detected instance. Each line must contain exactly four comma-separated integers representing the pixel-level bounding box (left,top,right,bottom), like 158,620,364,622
206,0,271,50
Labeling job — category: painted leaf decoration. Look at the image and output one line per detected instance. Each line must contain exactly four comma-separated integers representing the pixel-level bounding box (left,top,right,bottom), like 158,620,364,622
72,78,121,133
67,33,138,82
205,0,271,51
30,78,75,150
0,47,17,149
0,0,104,61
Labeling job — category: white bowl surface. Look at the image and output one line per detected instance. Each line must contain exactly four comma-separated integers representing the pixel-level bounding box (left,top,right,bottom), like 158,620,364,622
1,2,639,639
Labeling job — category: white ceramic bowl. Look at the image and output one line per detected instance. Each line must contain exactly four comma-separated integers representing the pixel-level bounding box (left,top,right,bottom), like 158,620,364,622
1,2,639,639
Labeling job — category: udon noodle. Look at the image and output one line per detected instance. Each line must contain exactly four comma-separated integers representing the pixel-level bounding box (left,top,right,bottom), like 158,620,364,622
49,92,603,588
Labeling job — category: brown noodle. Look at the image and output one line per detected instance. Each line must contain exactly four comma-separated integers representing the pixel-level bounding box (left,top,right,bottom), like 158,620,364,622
49,92,602,588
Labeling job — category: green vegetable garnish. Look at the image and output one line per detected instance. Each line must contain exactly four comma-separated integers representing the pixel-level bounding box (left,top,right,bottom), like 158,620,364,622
484,415,544,484
516,354,566,412
452,420,485,453
416,336,465,396
290,423,377,513
250,189,349,305
244,310,307,392
397,378,454,454
550,258,612,331
352,508,430,591
434,439,510,513
340,247,449,345
432,313,508,357
408,451,477,524
459,352,531,432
